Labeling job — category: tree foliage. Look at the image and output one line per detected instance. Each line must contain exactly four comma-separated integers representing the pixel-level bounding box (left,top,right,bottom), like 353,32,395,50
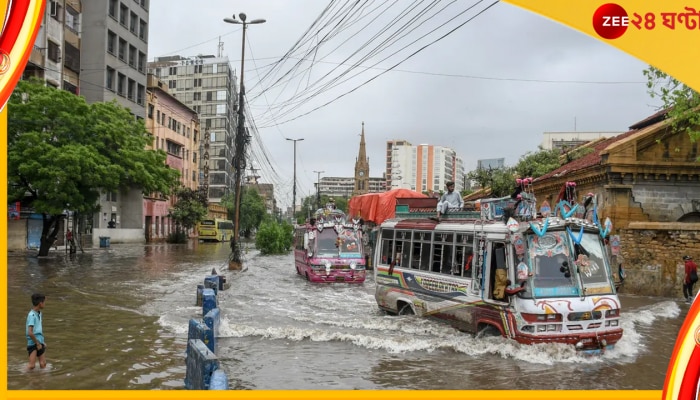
255,219,294,255
232,187,267,238
513,147,561,179
466,167,516,197
644,66,700,141
8,79,180,255
170,186,208,231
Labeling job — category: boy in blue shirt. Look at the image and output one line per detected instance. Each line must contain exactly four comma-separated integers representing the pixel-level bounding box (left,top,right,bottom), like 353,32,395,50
26,293,46,370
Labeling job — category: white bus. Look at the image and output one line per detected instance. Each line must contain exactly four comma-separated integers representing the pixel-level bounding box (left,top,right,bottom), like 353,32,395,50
373,183,623,354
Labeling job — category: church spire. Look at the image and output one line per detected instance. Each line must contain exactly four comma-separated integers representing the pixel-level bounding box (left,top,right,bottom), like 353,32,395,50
357,121,367,162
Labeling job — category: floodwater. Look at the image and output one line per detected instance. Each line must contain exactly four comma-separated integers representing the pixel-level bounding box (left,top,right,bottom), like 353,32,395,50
6,242,687,390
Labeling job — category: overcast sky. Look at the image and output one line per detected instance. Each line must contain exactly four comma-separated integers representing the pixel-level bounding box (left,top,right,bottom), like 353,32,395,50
149,0,658,209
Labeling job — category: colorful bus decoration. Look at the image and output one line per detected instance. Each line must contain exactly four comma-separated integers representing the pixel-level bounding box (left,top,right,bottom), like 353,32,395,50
373,180,623,354
293,203,366,283
197,218,234,242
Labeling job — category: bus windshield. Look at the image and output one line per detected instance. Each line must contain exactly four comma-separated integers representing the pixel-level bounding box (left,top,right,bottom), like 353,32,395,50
527,231,579,297
316,230,339,256
573,232,614,294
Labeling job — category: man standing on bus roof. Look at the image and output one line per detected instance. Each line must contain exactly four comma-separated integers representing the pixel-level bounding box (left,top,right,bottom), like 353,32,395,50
432,181,463,222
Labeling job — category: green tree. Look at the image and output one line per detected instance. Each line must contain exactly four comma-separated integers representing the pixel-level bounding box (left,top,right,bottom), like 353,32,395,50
169,186,208,243
236,187,266,238
513,147,561,179
644,66,700,141
255,219,294,255
8,79,180,256
466,167,516,197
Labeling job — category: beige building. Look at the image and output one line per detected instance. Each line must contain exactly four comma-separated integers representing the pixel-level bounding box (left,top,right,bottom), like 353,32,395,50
144,74,200,241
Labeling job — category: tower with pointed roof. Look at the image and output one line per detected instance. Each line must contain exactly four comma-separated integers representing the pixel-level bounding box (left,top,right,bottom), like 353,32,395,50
353,122,370,196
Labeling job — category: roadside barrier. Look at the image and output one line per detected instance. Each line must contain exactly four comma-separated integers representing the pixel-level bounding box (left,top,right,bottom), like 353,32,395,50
185,272,229,390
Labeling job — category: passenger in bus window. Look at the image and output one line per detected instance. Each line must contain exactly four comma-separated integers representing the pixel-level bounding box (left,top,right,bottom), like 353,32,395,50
492,244,508,301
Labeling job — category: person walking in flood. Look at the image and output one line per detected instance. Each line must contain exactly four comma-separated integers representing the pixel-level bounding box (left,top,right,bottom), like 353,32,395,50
26,293,47,370
683,256,698,303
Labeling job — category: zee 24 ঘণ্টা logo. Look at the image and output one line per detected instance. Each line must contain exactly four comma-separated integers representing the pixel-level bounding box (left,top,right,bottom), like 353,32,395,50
592,2,700,39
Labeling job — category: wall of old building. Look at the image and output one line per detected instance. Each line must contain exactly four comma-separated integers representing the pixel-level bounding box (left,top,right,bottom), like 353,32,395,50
617,222,700,297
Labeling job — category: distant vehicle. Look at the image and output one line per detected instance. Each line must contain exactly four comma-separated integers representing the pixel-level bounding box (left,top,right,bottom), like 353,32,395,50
373,180,623,355
293,203,366,283
197,218,234,242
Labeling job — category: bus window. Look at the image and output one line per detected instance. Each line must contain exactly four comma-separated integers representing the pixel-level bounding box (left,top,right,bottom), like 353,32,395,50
379,229,394,265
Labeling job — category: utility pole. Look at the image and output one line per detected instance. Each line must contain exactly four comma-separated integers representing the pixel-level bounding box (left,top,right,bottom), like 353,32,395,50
313,170,324,210
286,138,304,224
223,12,266,269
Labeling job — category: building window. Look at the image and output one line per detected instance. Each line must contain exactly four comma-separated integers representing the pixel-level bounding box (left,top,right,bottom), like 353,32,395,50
117,73,126,96
106,67,115,90
169,66,177,75
127,78,135,100
108,0,118,18
118,38,127,61
50,1,62,22
47,40,60,62
206,91,212,101
137,84,145,105
107,30,116,54
138,51,146,73
193,78,201,87
140,0,149,11
65,6,79,32
193,92,201,101
128,45,136,67
147,104,154,118
168,80,176,89
130,11,138,33
194,64,202,74
139,19,147,41
119,3,128,26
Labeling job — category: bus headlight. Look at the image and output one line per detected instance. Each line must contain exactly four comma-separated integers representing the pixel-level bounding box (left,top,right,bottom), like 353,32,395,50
350,262,357,270
325,261,332,274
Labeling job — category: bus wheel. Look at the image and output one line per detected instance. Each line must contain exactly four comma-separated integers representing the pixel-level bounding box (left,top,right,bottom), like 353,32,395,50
305,272,310,281
398,303,414,316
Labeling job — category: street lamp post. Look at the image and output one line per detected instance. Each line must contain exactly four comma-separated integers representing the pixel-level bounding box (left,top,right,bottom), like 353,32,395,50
286,138,304,224
313,170,324,210
224,12,265,269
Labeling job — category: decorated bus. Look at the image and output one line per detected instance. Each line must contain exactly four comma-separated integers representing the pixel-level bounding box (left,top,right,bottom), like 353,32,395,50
373,179,623,354
293,203,367,283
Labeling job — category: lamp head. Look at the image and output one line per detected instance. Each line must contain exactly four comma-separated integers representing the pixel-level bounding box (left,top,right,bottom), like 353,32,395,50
238,12,247,22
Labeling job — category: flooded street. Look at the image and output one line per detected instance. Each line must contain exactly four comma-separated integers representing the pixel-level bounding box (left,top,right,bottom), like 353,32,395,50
7,242,686,390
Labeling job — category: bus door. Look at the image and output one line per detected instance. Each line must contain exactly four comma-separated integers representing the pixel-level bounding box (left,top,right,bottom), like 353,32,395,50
485,241,510,303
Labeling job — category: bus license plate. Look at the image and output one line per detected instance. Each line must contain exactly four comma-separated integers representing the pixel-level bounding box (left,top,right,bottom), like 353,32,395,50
335,276,345,282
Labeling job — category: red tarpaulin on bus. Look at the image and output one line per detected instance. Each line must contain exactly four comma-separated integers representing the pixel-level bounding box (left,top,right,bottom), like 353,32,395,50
348,189,429,224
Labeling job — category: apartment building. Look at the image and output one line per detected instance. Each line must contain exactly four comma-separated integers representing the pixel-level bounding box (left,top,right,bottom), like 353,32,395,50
144,74,200,241
80,0,149,119
23,0,82,93
148,54,238,205
319,177,385,199
386,141,465,193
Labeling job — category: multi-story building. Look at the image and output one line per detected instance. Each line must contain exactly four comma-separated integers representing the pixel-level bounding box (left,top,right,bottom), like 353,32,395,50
22,0,82,93
80,0,149,119
318,176,385,199
541,131,623,151
386,141,465,193
144,75,200,241
477,158,505,170
148,54,238,205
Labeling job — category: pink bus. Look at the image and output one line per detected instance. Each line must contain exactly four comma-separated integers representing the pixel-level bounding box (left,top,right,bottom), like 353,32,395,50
293,206,366,283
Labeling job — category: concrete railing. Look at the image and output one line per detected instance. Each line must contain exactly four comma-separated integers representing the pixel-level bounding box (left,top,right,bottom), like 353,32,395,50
185,273,229,390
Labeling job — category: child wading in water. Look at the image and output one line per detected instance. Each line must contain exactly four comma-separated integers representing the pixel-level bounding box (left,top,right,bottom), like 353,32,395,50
26,293,47,370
